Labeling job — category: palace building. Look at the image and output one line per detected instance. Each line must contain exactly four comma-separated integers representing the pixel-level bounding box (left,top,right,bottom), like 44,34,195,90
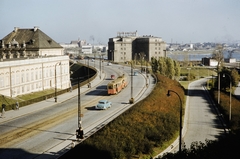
0,27,70,97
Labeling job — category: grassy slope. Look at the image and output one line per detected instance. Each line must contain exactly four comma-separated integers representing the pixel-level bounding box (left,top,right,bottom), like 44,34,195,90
60,74,185,159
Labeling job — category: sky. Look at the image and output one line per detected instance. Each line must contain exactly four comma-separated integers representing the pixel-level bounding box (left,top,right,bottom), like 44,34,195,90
0,0,240,44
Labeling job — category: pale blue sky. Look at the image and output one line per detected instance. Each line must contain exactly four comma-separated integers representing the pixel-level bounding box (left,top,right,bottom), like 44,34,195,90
1,0,239,44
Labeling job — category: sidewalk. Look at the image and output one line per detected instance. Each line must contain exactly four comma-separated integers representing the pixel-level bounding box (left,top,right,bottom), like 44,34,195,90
0,70,105,124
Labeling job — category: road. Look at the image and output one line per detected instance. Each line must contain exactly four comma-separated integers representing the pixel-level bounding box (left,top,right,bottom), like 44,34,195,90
157,77,227,157
0,60,155,159
182,78,226,149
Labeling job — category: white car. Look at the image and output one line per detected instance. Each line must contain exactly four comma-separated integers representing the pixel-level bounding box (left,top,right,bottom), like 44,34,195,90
95,100,112,110
107,62,112,66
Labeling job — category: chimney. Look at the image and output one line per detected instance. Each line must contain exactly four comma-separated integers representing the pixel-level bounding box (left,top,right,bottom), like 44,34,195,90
34,26,39,32
14,27,19,32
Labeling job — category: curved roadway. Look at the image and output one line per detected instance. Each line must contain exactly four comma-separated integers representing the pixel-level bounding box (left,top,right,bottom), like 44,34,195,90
0,60,155,159
157,77,227,157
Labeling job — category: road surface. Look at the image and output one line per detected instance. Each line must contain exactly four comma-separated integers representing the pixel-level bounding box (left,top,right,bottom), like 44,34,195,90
0,61,155,159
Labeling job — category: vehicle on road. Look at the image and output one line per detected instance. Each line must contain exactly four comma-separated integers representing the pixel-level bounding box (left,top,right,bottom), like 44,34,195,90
134,71,138,76
95,100,112,110
107,74,127,95
107,62,112,66
111,75,115,79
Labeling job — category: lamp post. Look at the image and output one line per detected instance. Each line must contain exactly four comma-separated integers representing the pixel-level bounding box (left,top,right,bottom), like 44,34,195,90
223,73,232,121
99,54,102,79
55,62,61,102
167,90,182,155
102,54,104,73
76,76,84,140
218,72,221,104
129,61,134,104
87,56,90,87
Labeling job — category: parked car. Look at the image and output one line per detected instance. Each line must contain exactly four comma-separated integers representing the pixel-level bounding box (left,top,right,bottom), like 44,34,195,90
107,62,112,66
95,100,112,110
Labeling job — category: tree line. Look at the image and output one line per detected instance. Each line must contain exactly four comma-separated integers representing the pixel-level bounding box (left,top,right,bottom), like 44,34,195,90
151,57,180,80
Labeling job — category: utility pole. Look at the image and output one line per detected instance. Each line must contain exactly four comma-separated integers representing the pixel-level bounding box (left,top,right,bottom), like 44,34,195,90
76,77,83,140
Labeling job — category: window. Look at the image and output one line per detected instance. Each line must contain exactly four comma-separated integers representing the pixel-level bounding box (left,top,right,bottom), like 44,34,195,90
16,72,20,84
26,72,29,82
21,73,24,83
11,73,15,85
35,70,38,80
22,86,25,93
0,76,3,88
39,70,42,79
31,72,34,81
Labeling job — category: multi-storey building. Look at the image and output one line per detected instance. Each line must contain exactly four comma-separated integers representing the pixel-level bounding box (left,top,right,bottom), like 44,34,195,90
108,31,166,62
0,27,70,97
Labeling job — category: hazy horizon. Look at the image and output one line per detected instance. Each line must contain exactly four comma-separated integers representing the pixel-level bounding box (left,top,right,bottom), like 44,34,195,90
1,0,240,44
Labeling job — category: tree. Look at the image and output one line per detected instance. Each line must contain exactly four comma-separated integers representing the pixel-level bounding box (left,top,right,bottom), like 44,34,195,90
174,60,181,79
231,69,239,87
158,57,167,75
212,44,224,73
165,57,175,79
151,57,158,73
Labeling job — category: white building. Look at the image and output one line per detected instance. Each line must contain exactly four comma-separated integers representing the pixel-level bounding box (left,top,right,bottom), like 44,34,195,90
0,27,70,97
82,45,92,54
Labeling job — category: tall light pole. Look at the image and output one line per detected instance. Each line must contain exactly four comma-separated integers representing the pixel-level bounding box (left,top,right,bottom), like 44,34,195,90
99,54,102,79
218,72,221,104
167,90,182,155
223,73,232,121
55,62,61,102
129,61,134,104
76,76,84,140
87,56,90,87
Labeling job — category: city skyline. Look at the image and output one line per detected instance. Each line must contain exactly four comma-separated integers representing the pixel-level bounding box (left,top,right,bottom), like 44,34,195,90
1,0,240,44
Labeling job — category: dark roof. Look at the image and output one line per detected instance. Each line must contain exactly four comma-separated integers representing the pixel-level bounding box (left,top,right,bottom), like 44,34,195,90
1,27,63,49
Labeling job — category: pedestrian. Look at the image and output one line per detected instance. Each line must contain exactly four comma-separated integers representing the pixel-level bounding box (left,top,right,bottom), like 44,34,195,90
1,104,6,118
71,140,75,148
16,101,19,110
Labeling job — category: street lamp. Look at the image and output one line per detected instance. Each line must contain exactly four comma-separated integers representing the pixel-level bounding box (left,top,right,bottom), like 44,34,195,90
129,61,134,104
223,73,232,121
167,90,183,155
87,56,90,87
218,72,221,105
55,62,61,102
76,76,84,140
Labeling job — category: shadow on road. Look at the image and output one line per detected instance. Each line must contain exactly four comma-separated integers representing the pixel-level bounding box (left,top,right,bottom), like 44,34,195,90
0,148,55,159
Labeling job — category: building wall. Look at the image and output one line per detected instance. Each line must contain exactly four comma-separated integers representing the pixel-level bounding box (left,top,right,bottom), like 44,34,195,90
108,35,166,62
0,56,70,97
82,45,92,54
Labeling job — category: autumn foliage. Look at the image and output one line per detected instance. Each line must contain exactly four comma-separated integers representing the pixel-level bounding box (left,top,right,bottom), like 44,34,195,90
60,74,185,159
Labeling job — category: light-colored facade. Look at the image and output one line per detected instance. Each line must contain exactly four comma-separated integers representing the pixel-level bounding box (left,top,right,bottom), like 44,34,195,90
82,45,92,54
108,32,166,62
0,27,70,97
0,56,70,97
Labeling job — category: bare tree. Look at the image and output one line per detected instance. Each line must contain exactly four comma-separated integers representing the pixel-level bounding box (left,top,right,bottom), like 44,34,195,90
212,44,224,72
90,35,95,45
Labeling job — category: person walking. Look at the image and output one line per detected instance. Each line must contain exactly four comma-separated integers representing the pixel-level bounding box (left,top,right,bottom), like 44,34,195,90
16,101,19,110
1,104,6,118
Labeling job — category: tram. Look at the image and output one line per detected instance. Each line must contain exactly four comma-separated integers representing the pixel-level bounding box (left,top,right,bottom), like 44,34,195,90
107,74,127,95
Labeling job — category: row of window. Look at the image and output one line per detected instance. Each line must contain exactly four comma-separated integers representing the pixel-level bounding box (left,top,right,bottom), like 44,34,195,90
4,76,69,96
0,68,68,88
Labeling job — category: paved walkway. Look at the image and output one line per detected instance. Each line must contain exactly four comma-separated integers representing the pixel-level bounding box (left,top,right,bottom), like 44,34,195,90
234,82,240,99
0,70,105,124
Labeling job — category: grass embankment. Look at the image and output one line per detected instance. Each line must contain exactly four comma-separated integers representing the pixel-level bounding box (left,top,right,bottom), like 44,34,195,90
60,74,185,159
